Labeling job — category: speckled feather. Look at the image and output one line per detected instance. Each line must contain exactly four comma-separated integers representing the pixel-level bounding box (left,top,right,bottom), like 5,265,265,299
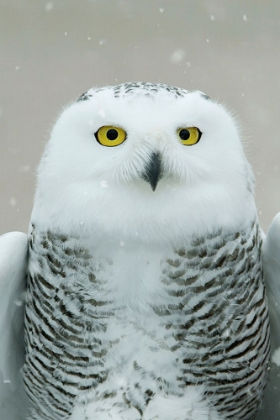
23,218,269,420
78,82,192,101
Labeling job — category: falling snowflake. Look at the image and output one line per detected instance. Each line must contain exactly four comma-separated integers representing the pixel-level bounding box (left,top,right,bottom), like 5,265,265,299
170,49,185,64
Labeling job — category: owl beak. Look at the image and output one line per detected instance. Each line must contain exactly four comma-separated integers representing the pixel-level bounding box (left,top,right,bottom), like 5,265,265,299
142,152,162,191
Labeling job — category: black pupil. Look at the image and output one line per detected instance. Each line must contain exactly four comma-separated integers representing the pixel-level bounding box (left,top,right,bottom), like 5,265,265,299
179,129,190,140
106,129,119,140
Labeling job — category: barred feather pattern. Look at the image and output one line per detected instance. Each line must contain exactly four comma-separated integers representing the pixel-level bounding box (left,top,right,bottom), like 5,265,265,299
23,219,270,420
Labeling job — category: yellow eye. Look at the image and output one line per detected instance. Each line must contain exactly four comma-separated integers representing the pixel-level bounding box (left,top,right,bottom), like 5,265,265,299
95,126,127,147
177,127,201,146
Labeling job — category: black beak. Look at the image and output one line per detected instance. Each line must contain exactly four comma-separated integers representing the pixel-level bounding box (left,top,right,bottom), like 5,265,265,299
141,152,162,191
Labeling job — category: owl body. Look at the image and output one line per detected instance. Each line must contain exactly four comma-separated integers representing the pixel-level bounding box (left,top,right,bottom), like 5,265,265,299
23,83,270,420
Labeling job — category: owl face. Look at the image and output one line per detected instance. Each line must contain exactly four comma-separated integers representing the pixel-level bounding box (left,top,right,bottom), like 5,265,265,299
33,83,255,242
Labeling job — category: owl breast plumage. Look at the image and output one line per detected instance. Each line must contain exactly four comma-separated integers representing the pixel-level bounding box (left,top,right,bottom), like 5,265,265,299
22,82,270,420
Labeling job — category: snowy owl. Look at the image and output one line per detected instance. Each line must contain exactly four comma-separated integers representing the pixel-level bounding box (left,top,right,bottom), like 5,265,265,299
1,82,280,420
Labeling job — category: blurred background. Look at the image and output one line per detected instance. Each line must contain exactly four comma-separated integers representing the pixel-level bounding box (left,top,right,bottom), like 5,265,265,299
1,0,280,234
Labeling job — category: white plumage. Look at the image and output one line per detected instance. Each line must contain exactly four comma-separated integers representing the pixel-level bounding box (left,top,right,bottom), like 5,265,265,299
0,82,279,420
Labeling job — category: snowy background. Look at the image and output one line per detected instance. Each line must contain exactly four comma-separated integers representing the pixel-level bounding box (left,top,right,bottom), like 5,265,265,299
0,0,280,235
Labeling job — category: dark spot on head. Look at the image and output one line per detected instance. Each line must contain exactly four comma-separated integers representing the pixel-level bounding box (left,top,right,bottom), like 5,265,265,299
200,93,212,101
77,92,92,102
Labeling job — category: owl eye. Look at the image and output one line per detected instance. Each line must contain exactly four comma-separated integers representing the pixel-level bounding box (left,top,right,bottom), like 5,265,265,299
95,126,127,147
177,127,201,146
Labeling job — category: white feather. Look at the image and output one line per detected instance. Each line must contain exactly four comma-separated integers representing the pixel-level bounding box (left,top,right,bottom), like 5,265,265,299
256,213,280,420
0,232,28,420
70,387,223,420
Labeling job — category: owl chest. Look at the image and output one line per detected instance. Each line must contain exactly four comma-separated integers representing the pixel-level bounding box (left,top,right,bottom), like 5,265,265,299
27,225,267,357
25,224,270,420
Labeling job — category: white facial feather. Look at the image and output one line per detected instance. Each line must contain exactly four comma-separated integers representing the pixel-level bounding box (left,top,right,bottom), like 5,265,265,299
32,83,256,244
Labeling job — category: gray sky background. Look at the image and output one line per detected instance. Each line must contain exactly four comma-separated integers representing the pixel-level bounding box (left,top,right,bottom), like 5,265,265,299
1,0,280,234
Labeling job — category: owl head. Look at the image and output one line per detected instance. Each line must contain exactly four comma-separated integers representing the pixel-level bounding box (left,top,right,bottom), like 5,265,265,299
32,82,255,244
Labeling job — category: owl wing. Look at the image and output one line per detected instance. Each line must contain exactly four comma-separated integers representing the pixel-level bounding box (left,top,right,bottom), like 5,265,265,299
257,213,280,420
0,232,28,420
